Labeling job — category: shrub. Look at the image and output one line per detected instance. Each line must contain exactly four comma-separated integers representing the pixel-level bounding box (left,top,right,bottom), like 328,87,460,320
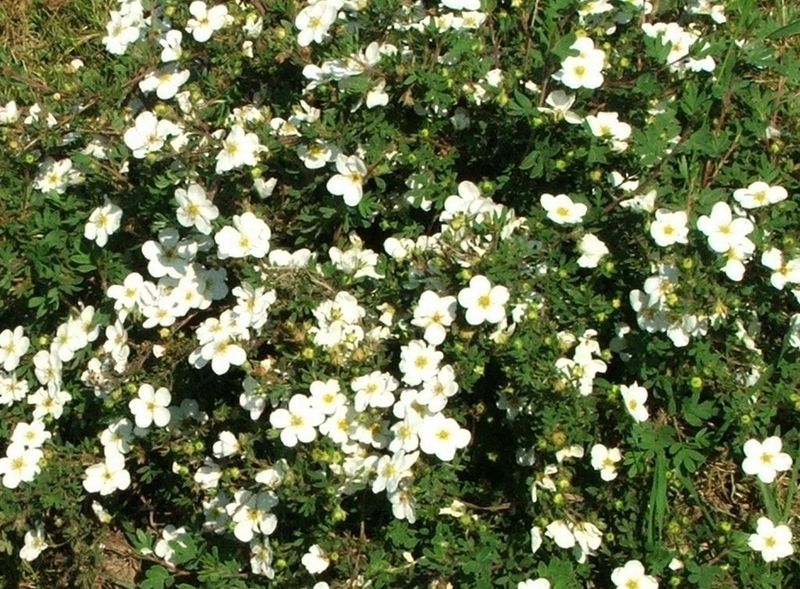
0,0,799,587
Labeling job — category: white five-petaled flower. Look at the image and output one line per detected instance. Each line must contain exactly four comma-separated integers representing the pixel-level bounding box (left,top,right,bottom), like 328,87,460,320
129,384,172,428
175,183,219,235
577,233,609,268
457,275,510,326
269,394,325,447
747,517,794,562
418,413,471,461
215,211,271,259
518,580,551,589
0,326,30,372
412,290,457,345
590,444,622,481
301,544,330,575
585,111,631,151
696,201,754,253
123,111,180,159
84,200,123,247
200,339,248,375
620,382,650,422
20,524,48,562
733,181,788,209
215,125,264,173
760,248,800,290
741,436,792,483
398,340,443,386
0,444,42,489
82,450,131,495
295,1,338,47
326,154,368,206
540,193,588,225
554,37,606,90
138,65,190,100
649,209,688,247
611,560,659,589
185,1,231,43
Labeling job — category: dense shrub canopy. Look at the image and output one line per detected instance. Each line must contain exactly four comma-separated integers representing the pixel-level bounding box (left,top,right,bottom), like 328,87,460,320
0,0,799,587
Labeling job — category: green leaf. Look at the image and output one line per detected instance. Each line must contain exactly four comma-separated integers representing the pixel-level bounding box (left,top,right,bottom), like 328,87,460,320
767,19,800,39
141,565,173,589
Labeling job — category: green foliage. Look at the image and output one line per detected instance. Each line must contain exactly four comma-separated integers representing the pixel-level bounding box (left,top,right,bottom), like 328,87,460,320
0,0,799,587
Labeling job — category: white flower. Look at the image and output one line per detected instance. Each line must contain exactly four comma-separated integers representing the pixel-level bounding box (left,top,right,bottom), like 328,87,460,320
228,490,278,542
441,0,481,9
586,111,631,150
457,275,510,325
154,525,190,565
733,181,788,209
412,291,457,345
696,201,754,253
215,212,271,259
649,209,688,247
213,431,240,458
611,560,658,589
82,450,131,495
0,326,30,372
269,394,325,447
0,100,20,124
123,111,180,159
747,517,794,562
760,248,800,290
540,193,587,225
215,125,264,173
620,382,649,422
186,1,231,42
418,413,471,461
351,371,398,412
373,451,419,494
295,1,338,47
590,444,622,481
554,37,605,90
107,271,144,313
366,80,390,108
297,141,337,169
326,154,367,206
572,521,602,563
84,200,123,247
159,29,183,62
741,436,792,484
175,183,219,235
538,90,582,124
518,579,550,589
309,379,345,415
577,233,609,268
20,524,48,562
545,519,575,549
33,157,84,194
200,338,248,376
129,384,172,429
102,9,143,55
0,444,42,489
10,421,51,449
399,340,443,386
302,544,330,575
138,65,190,100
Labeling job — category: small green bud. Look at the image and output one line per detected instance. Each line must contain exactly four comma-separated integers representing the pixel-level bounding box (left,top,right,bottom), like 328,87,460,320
690,376,703,390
